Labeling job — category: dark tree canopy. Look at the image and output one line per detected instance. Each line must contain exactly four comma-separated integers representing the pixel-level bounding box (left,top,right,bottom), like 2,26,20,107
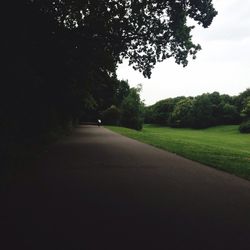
32,0,217,78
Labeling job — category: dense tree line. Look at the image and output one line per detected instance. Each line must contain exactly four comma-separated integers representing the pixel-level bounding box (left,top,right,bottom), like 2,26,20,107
145,89,250,132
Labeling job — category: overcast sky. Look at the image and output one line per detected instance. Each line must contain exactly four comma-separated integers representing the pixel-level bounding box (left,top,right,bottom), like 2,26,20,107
116,0,250,106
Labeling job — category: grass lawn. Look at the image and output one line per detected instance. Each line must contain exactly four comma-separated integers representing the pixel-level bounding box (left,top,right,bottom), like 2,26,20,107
106,124,250,180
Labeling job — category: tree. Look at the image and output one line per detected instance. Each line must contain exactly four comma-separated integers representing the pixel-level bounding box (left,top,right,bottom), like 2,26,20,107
35,0,217,78
148,97,185,125
241,98,250,119
148,100,171,125
170,98,194,127
144,106,154,124
235,89,250,113
239,98,250,133
222,103,239,124
192,94,213,128
114,80,130,107
120,86,144,130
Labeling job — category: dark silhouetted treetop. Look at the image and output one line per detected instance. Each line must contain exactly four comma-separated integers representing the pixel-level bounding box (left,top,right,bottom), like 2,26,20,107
32,0,217,78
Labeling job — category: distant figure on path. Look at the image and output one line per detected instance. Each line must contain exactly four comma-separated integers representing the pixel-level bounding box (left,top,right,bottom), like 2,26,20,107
97,119,101,127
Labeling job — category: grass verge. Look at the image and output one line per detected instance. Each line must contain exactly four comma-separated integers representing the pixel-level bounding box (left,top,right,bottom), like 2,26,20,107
106,124,250,180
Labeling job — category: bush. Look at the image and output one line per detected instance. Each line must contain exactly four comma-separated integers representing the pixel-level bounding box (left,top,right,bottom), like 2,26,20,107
239,120,250,133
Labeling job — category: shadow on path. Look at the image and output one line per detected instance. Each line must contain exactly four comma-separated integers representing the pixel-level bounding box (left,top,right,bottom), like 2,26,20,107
1,125,250,249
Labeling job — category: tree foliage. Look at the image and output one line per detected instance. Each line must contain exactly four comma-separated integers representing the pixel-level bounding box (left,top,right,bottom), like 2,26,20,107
114,80,130,107
239,97,250,133
241,98,250,119
120,86,144,130
145,97,184,125
145,90,247,129
192,94,214,128
170,98,194,127
31,0,217,78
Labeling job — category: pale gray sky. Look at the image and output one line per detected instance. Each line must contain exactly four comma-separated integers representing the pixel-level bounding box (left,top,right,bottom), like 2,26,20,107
117,0,250,105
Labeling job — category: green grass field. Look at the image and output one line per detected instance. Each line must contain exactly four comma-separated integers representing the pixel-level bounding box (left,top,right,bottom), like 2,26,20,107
107,124,250,180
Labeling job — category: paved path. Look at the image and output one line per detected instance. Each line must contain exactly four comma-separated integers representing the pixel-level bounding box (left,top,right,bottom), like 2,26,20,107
1,125,250,249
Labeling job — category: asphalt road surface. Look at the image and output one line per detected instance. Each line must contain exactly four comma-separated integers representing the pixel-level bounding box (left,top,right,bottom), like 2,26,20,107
1,125,250,250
